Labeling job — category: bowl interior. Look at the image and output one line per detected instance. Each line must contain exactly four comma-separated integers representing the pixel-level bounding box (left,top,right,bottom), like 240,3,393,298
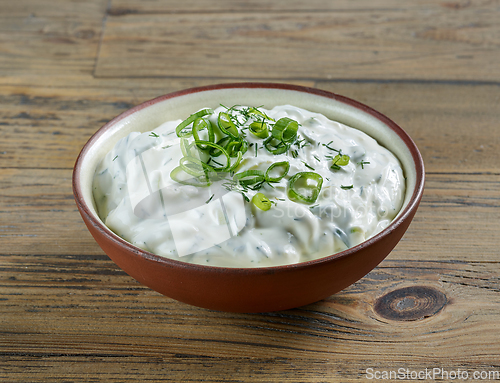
76,84,422,258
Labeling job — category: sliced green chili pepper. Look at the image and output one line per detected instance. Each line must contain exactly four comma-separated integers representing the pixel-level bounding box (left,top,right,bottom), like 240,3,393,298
287,171,323,204
265,161,290,182
252,192,272,211
175,108,214,138
233,170,265,186
271,117,298,143
218,112,239,139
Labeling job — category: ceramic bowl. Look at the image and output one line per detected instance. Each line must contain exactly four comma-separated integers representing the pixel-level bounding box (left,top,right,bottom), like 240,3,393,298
73,83,424,313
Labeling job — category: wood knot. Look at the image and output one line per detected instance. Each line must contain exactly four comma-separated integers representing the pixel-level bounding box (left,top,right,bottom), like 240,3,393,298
374,286,447,321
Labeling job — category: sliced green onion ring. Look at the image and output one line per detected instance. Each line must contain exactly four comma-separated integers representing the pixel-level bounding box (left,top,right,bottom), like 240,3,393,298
271,117,299,143
265,161,290,182
175,108,214,138
226,139,248,157
252,192,272,211
218,112,239,139
249,120,269,138
193,140,230,172
233,170,265,186
192,118,215,150
263,136,289,155
209,136,232,157
180,137,202,158
331,154,350,170
227,150,243,173
170,165,212,187
288,171,323,204
179,156,216,177
247,107,273,121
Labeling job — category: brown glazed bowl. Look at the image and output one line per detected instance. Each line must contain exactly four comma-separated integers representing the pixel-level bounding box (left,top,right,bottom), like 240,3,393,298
73,83,424,313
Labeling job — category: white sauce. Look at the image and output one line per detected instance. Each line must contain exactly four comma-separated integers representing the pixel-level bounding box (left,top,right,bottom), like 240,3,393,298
93,105,405,267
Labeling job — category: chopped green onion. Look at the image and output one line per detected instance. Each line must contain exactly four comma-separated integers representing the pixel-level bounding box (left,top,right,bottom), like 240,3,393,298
233,170,265,186
271,117,299,143
288,172,323,204
226,139,248,157
252,192,272,211
209,136,231,157
170,166,212,187
249,120,269,138
193,140,231,172
149,132,159,138
192,117,215,150
227,150,243,172
330,154,350,170
341,185,354,190
247,107,274,121
179,156,216,177
265,161,290,182
175,108,214,138
180,138,195,158
218,112,240,139
264,136,289,155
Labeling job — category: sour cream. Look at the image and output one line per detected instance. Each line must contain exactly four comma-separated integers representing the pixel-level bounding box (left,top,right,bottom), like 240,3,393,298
93,105,405,267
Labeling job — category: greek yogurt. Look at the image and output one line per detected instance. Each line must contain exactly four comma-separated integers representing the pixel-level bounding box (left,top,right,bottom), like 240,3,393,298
93,105,405,267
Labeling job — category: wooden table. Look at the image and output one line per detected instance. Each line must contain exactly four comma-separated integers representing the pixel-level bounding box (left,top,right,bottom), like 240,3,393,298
2,1,499,381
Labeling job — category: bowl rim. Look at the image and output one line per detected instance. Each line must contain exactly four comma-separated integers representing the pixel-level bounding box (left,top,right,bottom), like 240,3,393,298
73,82,425,275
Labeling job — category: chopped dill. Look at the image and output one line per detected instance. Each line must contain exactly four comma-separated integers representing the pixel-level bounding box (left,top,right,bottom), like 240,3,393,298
303,161,315,171
358,160,370,169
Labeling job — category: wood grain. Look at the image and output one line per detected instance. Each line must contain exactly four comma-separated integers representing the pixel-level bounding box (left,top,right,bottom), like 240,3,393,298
1,0,500,381
1,82,498,171
96,1,500,80
2,258,500,382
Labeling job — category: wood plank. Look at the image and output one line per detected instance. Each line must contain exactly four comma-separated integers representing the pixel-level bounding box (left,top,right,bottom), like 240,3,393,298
111,0,458,13
2,258,500,381
0,0,107,78
96,2,500,80
0,82,497,171
316,81,500,173
109,0,496,14
0,79,315,169
1,169,498,263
